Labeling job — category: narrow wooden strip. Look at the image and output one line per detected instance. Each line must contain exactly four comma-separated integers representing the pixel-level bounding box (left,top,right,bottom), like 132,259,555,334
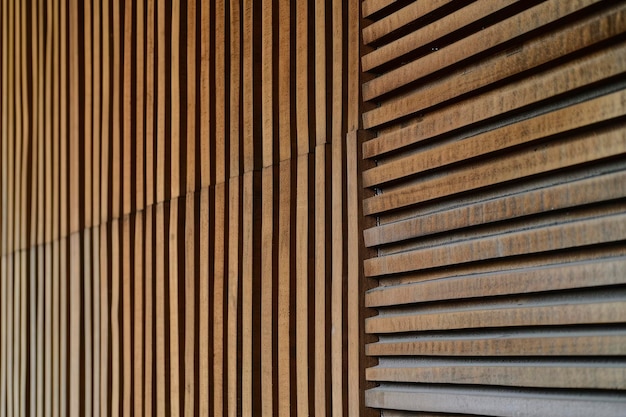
314,0,327,147
295,154,310,416
111,0,121,218
168,201,181,416
171,0,181,199
365,385,626,416
84,0,93,227
362,0,451,45
198,188,211,417
92,229,100,417
6,256,13,417
362,0,397,19
367,300,626,334
155,0,166,203
134,5,146,411
229,0,241,178
143,206,154,417
100,0,111,223
145,0,155,207
214,0,227,184
110,221,121,416
367,257,626,307
92,0,102,223
213,182,226,417
83,230,93,417
184,194,196,417
260,167,274,417
122,218,132,417
365,170,626,247
122,0,132,215
346,131,360,417
363,38,626,130
242,0,255,172
136,0,146,211
277,159,291,417
295,0,310,156
58,237,70,416
363,0,598,88
241,171,253,416
314,144,329,417
186,0,198,193
99,226,108,417
364,126,626,216
29,249,38,417
331,0,345,415
155,204,165,417
68,234,81,417
200,0,212,188
261,0,275,167
364,89,626,188
367,331,626,357
227,176,240,417
278,0,292,162
365,212,626,277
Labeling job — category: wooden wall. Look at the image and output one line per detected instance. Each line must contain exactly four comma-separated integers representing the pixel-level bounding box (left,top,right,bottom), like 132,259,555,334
360,1,626,416
0,0,372,416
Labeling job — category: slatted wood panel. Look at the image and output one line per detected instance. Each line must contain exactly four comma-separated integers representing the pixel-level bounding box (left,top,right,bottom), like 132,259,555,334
0,0,371,416
361,1,626,416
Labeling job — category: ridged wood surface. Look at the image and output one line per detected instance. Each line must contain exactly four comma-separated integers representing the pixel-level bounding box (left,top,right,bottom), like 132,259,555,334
361,0,626,416
0,0,372,416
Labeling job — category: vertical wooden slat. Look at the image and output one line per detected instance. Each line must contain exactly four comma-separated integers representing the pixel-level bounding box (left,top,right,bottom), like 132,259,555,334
331,1,346,417
99,226,108,417
227,176,240,417
277,159,292,417
168,200,181,417
199,188,211,417
135,0,145,212
122,217,132,417
186,0,198,193
122,0,132,216
155,204,165,417
171,0,181,200
110,220,120,417
295,153,310,417
184,193,196,417
156,0,165,204
213,182,226,417
83,230,93,416
199,0,212,188
145,0,155,208
134,214,144,417
143,206,154,417
260,166,274,417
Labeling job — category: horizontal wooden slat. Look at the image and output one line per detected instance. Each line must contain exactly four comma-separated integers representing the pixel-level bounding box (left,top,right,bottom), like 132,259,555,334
366,299,626,334
363,0,523,72
367,329,626,357
367,358,626,389
363,37,626,130
362,0,452,45
365,3,626,103
363,89,626,189
362,0,397,19
364,171,626,248
365,212,626,277
366,385,626,416
363,0,602,89
364,125,626,216
366,256,626,307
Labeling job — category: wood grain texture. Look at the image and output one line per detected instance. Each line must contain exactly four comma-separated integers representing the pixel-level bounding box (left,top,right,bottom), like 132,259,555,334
361,1,626,415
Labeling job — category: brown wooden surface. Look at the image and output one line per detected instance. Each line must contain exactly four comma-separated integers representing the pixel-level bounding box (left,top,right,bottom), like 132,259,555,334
361,1,626,415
